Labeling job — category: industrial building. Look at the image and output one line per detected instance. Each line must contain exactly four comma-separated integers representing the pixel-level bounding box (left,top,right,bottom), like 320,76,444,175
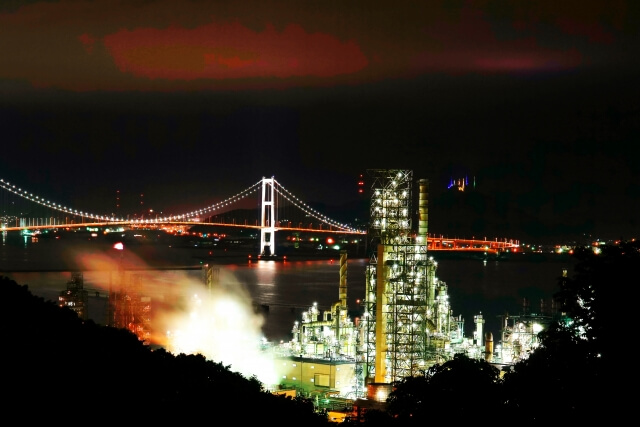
115,167,548,419
260,169,565,423
58,271,89,321
108,272,152,345
92,168,552,419
491,295,559,365
280,170,450,403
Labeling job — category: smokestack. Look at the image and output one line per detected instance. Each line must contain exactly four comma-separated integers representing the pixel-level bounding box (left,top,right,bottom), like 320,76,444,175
484,332,494,362
336,249,348,344
339,250,347,308
474,314,485,347
418,179,429,240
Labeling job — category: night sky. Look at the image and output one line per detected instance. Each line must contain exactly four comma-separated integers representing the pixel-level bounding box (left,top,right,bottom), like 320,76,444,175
1,1,639,244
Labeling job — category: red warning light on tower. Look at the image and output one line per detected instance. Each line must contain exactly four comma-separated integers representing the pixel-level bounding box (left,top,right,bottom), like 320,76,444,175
357,174,365,194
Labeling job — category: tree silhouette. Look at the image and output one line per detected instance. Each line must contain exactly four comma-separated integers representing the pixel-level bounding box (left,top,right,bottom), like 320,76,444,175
384,240,635,425
2,276,329,425
501,240,637,425
386,354,502,426
553,239,638,361
501,320,602,425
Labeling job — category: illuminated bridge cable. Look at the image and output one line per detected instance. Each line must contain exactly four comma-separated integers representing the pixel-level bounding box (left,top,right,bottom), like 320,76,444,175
272,179,362,233
0,176,365,234
1,176,522,251
177,179,262,221
0,177,262,225
0,178,107,222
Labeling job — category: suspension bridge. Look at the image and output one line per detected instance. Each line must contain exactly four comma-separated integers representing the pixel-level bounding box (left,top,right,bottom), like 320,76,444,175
0,176,520,256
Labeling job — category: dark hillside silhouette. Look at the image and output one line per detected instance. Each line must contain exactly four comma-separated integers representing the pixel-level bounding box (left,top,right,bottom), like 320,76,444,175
2,276,329,425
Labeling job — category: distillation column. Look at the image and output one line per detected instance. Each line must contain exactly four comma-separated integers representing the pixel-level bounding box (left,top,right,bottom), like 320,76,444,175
363,170,432,384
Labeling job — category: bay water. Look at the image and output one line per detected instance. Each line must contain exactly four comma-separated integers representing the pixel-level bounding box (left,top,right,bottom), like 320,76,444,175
1,231,575,344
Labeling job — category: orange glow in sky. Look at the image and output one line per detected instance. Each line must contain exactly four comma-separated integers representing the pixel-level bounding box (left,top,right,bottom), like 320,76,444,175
103,23,368,81
0,1,626,92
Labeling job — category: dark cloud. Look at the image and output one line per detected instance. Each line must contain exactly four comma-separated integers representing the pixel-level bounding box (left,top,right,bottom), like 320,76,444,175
1,1,639,243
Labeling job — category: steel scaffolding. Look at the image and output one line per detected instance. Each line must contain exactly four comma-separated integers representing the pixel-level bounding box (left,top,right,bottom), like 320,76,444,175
355,171,418,388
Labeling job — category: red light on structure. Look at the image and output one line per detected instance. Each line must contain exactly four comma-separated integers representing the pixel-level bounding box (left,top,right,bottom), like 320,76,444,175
113,242,124,251
327,237,334,244
357,173,365,194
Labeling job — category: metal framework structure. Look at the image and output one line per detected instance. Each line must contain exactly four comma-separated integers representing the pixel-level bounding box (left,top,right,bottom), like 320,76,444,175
58,271,89,321
356,170,455,394
109,272,151,345
358,170,424,387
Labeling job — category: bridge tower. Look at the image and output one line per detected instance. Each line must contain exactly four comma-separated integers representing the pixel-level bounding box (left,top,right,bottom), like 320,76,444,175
260,177,276,256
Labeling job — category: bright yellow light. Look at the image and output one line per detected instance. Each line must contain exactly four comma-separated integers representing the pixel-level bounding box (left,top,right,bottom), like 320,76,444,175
375,388,389,402
157,272,279,387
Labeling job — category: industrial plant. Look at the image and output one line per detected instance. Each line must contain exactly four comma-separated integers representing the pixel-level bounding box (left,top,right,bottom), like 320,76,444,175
108,265,152,346
258,169,556,421
58,272,89,321
56,168,556,422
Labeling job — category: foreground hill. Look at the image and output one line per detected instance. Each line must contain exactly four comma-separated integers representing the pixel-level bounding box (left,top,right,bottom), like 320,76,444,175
2,276,329,425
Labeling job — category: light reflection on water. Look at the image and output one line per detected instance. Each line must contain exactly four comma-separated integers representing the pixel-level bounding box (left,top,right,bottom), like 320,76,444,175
1,232,575,343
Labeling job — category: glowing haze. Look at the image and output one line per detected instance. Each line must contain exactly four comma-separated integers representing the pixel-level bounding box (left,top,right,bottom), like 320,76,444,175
73,244,280,387
157,273,279,387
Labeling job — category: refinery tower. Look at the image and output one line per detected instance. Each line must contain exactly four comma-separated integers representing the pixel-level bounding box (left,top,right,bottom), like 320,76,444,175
356,169,461,396
275,169,477,404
